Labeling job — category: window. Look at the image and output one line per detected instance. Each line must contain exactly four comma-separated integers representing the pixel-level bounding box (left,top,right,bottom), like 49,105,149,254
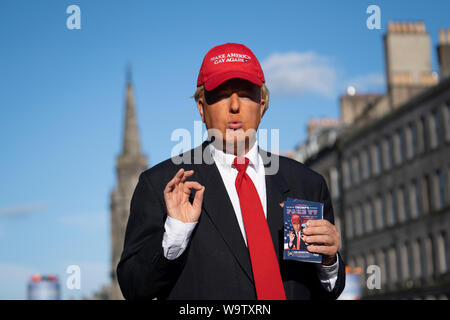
386,191,396,226
400,242,410,280
399,128,406,163
448,166,450,205
412,239,422,279
364,201,374,233
329,167,340,199
435,169,445,210
374,195,384,229
430,110,441,148
354,205,364,236
366,252,375,270
343,160,351,189
345,208,354,239
352,154,361,184
424,236,434,277
437,232,448,274
419,116,427,153
394,129,405,165
362,149,370,180
396,186,407,222
388,247,398,283
409,180,420,218
376,250,387,285
371,143,382,175
410,122,417,158
405,124,413,160
422,175,432,214
446,101,450,141
383,136,393,170
356,255,366,289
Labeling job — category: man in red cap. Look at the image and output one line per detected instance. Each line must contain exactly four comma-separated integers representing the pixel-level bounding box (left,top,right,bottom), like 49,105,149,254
117,43,345,300
288,214,307,251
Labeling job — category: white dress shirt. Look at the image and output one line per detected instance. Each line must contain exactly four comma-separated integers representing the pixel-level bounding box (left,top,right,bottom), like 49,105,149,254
162,141,339,292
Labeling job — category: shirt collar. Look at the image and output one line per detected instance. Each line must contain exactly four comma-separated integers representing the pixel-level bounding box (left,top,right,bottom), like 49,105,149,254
209,140,260,173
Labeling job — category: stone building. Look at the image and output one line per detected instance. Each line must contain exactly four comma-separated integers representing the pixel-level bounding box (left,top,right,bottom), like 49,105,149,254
291,22,450,299
109,71,148,299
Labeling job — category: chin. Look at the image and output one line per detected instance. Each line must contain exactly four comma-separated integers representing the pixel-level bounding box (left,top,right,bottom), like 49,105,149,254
222,135,249,154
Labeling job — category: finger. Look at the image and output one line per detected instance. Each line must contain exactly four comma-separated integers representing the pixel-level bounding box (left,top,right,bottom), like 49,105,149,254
180,170,194,182
302,226,332,236
192,186,205,212
164,176,177,194
173,168,186,185
306,219,332,227
164,168,185,192
306,245,337,256
183,181,203,194
302,235,334,246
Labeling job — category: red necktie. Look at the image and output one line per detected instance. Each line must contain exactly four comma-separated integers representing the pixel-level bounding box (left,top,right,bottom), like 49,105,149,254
233,157,286,300
296,232,300,249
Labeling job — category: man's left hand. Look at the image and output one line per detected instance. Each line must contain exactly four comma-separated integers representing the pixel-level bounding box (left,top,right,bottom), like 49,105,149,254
301,220,340,266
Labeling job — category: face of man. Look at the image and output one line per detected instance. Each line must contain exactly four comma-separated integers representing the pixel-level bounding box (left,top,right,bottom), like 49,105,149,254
292,222,300,233
197,78,266,155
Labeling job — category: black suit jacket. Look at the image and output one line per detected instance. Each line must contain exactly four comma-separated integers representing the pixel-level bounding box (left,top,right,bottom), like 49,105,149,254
288,231,307,251
117,141,346,300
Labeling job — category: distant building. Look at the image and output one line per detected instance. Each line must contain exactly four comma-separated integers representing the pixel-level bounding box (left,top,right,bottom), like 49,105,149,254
290,22,450,299
28,274,60,300
109,70,148,300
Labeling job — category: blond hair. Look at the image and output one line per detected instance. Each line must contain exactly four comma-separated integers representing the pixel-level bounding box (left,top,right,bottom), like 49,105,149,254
193,83,270,116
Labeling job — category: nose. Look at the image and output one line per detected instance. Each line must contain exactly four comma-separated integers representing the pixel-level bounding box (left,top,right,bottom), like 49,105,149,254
229,93,240,113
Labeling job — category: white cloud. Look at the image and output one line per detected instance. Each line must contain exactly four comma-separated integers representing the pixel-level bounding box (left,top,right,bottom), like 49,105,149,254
261,51,337,98
58,213,108,233
344,72,385,93
0,202,49,217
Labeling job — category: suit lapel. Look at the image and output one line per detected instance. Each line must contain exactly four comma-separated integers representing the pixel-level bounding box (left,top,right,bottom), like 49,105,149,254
193,141,254,283
260,148,290,263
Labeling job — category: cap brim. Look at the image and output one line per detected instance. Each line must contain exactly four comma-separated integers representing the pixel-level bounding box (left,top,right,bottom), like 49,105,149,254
204,71,263,91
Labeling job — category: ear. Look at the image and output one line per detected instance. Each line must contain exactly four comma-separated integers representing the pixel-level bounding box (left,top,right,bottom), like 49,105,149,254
259,97,266,118
197,98,205,123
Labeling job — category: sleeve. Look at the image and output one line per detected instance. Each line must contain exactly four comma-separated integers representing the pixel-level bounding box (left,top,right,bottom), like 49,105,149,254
116,171,188,300
163,216,198,260
315,253,340,292
312,176,346,299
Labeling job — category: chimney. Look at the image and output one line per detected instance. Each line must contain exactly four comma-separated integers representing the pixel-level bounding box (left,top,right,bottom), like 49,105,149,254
384,21,438,109
437,28,450,80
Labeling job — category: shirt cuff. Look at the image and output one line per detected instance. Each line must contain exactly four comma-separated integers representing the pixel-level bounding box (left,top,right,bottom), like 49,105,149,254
162,216,197,260
315,253,339,292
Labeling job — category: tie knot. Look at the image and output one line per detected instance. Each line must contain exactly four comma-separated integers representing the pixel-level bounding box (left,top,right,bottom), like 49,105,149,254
233,157,250,173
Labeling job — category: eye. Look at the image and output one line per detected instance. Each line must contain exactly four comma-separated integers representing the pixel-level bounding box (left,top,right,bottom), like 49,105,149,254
238,92,252,99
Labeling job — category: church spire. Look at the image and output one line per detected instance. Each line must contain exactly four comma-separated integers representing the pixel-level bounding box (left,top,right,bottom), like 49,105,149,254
121,64,142,157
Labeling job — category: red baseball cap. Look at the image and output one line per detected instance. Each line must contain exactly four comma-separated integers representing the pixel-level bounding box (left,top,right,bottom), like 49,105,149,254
291,214,301,224
197,43,265,91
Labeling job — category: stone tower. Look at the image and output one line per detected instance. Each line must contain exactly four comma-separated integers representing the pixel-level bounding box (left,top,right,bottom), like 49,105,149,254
384,21,438,108
109,69,148,300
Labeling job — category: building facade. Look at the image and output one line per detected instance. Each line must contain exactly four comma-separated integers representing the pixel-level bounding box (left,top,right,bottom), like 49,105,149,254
291,22,450,299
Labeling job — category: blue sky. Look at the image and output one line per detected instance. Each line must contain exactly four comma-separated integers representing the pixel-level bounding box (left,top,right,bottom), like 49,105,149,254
1,0,449,299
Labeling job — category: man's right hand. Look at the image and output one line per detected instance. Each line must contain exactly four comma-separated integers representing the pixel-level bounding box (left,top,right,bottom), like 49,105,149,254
289,231,295,246
163,168,205,223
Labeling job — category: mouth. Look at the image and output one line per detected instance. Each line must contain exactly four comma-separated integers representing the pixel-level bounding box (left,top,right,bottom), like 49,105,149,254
227,121,243,130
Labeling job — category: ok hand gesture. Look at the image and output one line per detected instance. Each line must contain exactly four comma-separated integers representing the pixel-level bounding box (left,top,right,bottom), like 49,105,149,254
163,168,205,223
